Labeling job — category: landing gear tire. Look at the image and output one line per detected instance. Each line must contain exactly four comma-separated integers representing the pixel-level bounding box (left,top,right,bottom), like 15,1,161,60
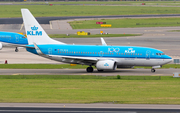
86,67,93,72
151,68,155,73
15,47,19,52
98,70,103,72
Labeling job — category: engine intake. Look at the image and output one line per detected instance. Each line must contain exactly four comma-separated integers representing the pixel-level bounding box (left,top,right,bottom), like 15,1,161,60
0,43,2,50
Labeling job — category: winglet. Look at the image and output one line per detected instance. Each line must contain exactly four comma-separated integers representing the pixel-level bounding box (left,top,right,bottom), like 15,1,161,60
33,42,44,55
101,38,107,46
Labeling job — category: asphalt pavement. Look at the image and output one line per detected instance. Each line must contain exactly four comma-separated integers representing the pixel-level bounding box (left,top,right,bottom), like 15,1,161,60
0,103,180,113
0,68,178,76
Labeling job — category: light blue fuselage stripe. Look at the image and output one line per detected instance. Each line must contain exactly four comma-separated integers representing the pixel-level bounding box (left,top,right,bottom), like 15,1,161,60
26,44,172,59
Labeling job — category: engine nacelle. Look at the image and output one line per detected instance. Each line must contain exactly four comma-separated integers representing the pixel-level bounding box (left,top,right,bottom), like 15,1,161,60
96,60,117,70
0,43,2,50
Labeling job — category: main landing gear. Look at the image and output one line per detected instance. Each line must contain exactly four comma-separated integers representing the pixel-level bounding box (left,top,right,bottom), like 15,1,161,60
97,70,103,72
86,66,93,72
15,47,19,52
151,68,156,73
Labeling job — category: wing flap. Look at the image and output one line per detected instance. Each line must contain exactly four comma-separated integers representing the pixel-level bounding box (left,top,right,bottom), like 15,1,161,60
49,55,98,63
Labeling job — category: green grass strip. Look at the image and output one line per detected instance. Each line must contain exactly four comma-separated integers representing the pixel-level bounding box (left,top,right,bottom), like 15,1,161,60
0,64,89,69
69,18,180,29
0,64,178,69
168,30,180,32
0,75,180,104
1,5,180,18
49,34,141,38
11,1,180,6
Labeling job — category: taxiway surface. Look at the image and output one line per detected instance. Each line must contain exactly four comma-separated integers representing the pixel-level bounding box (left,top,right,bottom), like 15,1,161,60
0,68,177,76
0,103,180,113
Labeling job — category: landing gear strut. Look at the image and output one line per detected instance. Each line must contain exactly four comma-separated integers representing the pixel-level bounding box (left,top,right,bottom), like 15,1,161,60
97,69,103,72
151,68,155,73
86,66,93,72
15,47,19,52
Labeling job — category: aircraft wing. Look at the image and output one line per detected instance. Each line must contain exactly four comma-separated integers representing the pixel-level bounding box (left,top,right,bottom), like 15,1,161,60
1,43,34,49
49,55,98,64
2,43,25,47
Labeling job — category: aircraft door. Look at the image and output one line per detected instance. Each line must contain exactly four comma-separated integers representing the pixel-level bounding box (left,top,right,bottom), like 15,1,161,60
146,50,151,60
99,51,104,57
48,48,52,55
15,35,19,42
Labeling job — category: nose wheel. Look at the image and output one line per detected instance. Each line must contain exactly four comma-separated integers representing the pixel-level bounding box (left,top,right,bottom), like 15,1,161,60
151,68,156,73
15,47,19,52
86,67,93,72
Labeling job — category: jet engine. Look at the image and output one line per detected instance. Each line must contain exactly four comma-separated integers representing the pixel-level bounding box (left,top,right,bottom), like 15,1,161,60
0,43,2,50
96,60,117,70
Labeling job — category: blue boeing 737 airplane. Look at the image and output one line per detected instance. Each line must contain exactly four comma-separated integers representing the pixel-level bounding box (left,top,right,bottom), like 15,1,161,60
21,9,172,73
0,31,28,52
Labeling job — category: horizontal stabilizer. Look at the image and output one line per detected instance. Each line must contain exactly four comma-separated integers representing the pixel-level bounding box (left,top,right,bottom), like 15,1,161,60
33,43,44,55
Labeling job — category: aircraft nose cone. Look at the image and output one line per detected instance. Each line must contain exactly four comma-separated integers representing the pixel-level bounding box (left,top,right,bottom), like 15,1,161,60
167,58,173,63
165,56,172,64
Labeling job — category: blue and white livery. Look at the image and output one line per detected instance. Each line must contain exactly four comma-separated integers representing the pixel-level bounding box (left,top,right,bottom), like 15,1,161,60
21,9,172,73
0,31,28,52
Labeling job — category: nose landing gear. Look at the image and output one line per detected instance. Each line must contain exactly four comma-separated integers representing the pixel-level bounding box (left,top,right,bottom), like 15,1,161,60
15,47,19,52
151,68,156,73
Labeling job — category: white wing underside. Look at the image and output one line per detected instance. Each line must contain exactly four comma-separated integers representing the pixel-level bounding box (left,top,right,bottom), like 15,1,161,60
49,55,98,63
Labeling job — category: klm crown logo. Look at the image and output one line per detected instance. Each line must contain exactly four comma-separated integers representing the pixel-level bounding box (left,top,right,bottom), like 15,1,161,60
31,26,38,30
27,26,42,36
104,63,109,67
